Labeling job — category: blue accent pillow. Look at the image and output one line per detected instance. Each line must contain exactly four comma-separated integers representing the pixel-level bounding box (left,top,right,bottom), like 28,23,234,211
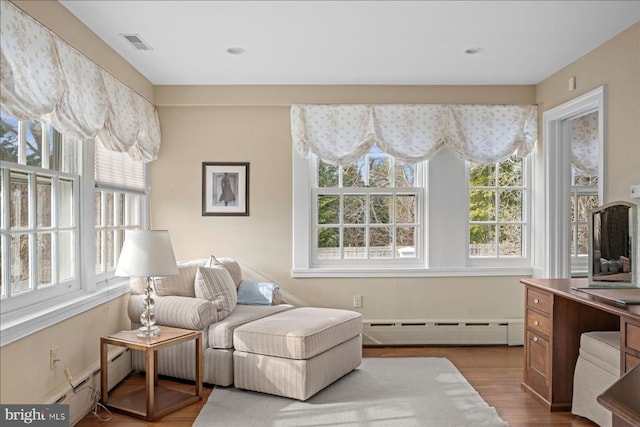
237,280,280,305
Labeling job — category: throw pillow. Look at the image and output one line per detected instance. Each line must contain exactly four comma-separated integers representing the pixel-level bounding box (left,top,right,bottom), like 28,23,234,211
205,255,243,288
237,280,282,305
194,266,238,321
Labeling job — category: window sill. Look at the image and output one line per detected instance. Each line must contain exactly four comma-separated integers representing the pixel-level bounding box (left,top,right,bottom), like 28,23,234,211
0,279,130,347
292,266,534,278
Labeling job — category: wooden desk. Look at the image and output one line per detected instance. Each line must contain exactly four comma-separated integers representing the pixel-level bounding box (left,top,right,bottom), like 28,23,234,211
100,326,203,421
521,278,640,412
598,364,640,427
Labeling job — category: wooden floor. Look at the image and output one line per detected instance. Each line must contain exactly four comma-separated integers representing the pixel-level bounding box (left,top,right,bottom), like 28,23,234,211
77,346,595,426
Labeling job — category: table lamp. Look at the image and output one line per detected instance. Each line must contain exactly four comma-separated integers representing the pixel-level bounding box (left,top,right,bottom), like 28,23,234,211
115,230,178,337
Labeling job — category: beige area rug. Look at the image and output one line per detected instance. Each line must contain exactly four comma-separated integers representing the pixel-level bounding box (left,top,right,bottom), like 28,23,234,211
193,357,508,427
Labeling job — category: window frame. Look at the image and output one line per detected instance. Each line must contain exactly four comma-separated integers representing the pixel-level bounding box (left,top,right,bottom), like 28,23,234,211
0,115,148,346
466,155,532,268
94,189,144,283
1,121,82,312
311,153,425,268
292,146,534,278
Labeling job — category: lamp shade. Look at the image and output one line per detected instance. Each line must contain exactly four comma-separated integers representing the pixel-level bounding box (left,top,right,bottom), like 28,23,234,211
114,230,178,277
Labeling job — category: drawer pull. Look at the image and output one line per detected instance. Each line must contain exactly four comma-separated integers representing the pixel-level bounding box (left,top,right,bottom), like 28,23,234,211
534,320,539,326
533,298,539,304
533,336,539,342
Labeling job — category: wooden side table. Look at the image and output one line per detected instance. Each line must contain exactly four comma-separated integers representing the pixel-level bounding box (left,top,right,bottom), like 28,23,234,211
100,326,202,421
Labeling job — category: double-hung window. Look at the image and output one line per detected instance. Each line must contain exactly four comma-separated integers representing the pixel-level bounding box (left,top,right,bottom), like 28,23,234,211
94,141,145,282
313,147,423,266
294,148,532,276
292,104,536,277
468,155,528,259
1,113,80,311
1,111,148,343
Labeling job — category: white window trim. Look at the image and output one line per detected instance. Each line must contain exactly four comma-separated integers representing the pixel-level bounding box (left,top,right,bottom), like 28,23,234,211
537,85,606,278
293,146,534,278
0,279,130,346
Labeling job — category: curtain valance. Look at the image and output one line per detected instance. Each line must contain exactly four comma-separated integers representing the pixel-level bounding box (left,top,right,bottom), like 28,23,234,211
291,103,538,165
0,1,160,162
569,111,599,177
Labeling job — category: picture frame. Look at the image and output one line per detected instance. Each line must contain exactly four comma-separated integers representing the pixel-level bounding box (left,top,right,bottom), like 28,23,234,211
202,162,249,216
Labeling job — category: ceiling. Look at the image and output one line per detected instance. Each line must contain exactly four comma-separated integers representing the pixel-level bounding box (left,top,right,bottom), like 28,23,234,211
58,0,640,86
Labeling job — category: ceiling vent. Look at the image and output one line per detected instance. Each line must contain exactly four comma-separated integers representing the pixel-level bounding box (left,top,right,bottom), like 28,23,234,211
120,34,153,51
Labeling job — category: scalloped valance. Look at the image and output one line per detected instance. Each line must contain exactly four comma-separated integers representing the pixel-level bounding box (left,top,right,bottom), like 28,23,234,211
569,111,599,177
0,1,160,162
291,103,538,165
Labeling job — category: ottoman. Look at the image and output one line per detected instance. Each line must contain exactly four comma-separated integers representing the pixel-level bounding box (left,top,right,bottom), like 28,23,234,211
233,307,362,400
572,331,620,427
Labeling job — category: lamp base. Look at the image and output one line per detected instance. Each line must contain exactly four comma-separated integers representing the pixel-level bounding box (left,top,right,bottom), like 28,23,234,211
137,325,161,337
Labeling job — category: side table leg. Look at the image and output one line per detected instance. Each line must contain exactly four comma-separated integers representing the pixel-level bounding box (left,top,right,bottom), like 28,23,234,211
146,349,155,421
100,340,108,404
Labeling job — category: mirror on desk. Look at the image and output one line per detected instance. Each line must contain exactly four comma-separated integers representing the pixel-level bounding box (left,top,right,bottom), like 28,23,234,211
588,201,638,287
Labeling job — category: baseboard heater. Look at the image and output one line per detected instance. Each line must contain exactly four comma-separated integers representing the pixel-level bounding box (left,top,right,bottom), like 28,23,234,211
40,347,132,426
363,319,524,346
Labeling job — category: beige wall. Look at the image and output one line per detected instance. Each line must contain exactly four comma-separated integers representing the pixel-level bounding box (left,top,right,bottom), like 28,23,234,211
0,1,150,404
0,296,130,403
152,85,534,320
536,22,640,203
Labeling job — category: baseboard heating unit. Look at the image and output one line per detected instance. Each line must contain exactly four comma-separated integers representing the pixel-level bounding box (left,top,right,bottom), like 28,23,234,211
363,319,524,346
40,347,132,426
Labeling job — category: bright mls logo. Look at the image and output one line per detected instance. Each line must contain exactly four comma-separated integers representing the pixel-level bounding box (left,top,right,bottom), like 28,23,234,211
1,405,69,426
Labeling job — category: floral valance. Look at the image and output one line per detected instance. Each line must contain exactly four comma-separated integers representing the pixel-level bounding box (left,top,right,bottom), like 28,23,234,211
0,1,160,162
291,103,538,165
569,111,599,177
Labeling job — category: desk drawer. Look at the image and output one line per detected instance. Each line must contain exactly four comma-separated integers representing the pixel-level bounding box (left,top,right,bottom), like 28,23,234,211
625,353,640,372
527,287,552,315
527,309,551,337
626,322,640,353
525,330,550,400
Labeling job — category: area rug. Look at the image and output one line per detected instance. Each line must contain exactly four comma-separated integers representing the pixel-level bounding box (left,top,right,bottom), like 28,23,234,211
193,357,508,427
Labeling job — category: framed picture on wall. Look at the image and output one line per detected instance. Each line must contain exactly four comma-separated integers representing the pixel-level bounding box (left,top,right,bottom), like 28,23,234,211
202,162,249,216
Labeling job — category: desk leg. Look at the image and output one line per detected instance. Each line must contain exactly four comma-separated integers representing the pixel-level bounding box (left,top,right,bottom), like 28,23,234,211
100,340,108,405
146,349,155,421
195,334,202,398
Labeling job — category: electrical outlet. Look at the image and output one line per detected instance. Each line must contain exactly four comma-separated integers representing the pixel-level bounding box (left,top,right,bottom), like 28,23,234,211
353,295,362,308
50,347,59,369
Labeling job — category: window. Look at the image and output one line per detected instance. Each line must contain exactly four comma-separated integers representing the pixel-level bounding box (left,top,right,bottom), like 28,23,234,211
94,191,142,277
293,146,532,277
313,147,423,266
1,113,80,309
468,156,527,258
94,141,145,280
0,112,148,344
570,169,599,274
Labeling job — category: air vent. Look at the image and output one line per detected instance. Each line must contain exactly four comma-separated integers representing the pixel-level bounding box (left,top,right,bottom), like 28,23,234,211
120,33,153,51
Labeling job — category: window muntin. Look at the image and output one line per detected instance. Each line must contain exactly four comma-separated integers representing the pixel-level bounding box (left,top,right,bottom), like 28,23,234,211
1,113,80,303
313,148,422,265
469,156,527,258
